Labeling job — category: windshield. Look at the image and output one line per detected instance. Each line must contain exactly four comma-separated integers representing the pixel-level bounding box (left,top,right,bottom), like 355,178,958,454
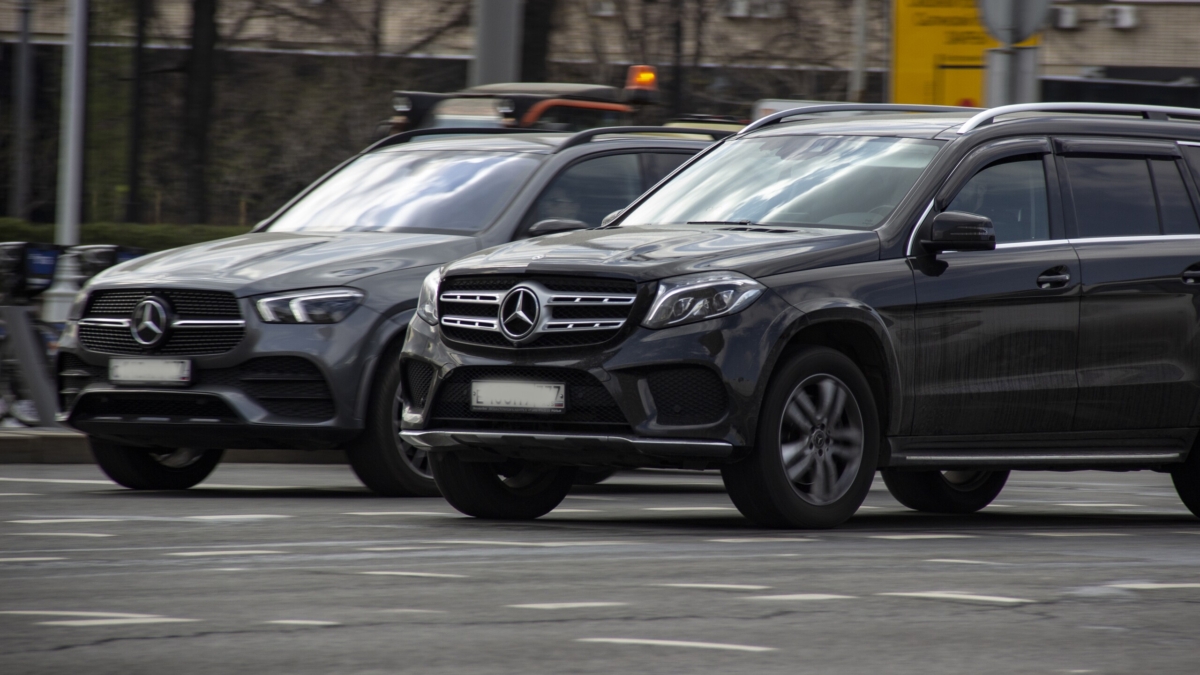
622,135,943,230
266,150,540,234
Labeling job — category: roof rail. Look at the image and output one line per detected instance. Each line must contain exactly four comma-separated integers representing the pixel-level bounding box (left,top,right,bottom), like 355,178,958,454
364,127,547,153
957,102,1200,134
740,104,982,135
555,126,734,152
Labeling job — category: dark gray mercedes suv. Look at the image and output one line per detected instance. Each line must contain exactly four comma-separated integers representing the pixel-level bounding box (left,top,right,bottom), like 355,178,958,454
401,103,1200,528
57,127,722,494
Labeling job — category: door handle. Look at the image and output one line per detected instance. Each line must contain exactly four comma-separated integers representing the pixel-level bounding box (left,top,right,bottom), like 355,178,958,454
1037,269,1071,289
1183,270,1200,284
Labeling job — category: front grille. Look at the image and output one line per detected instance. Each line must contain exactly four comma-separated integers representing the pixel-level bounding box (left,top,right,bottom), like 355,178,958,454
642,366,728,426
197,357,334,421
438,275,639,350
428,366,628,432
403,359,436,409
80,288,245,356
73,392,239,421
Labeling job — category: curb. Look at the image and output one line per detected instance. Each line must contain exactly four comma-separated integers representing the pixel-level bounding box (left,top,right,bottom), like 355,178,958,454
0,428,347,465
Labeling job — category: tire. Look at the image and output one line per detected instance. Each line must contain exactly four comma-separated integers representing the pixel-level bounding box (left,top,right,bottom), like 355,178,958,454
90,438,223,490
721,346,880,529
346,347,440,497
574,467,617,486
430,453,577,520
881,469,1009,514
1171,449,1200,518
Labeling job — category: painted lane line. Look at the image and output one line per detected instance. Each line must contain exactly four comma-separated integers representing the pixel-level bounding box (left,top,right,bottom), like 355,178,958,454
431,540,633,548
9,532,112,537
0,557,65,562
0,477,112,485
577,638,775,653
267,620,340,626
9,518,118,524
746,594,855,601
1,611,152,618
857,506,882,510
1106,583,1200,590
709,537,816,543
643,507,738,512
926,559,1009,566
1055,503,1141,508
41,618,198,627
510,602,628,610
657,583,771,591
1026,533,1130,538
205,568,248,572
0,493,39,496
563,495,618,501
357,546,445,552
166,550,286,557
869,534,976,540
185,514,291,521
379,609,447,614
343,511,456,517
361,571,467,579
879,591,1034,604
551,509,601,513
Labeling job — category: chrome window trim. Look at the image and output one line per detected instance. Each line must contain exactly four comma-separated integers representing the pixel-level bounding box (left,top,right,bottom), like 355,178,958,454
1068,234,1200,245
995,239,1070,249
1178,141,1200,147
905,199,935,257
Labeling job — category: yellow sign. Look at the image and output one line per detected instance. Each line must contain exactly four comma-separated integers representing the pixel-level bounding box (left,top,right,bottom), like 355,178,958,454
892,0,1037,106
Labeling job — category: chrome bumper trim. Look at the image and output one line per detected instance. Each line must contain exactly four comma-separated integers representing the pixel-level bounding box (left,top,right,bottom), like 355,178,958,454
400,430,733,459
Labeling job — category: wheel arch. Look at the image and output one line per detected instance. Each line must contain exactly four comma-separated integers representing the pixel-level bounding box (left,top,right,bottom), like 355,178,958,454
352,309,416,425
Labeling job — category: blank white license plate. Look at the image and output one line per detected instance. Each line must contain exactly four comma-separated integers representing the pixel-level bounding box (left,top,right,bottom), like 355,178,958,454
470,380,565,413
109,358,192,385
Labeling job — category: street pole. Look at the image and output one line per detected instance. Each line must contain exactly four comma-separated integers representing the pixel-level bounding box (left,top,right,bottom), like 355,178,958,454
671,0,684,116
469,0,523,86
44,0,89,324
848,0,868,102
9,0,34,219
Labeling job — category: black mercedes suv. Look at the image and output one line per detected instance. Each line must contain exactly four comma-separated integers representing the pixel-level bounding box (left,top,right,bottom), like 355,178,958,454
402,103,1200,528
58,127,722,495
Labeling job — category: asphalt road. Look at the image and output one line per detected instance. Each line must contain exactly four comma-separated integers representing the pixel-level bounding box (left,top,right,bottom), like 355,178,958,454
0,464,1197,675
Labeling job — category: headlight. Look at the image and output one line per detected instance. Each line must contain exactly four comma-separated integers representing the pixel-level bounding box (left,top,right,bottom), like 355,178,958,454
417,267,443,325
256,288,364,324
67,289,89,321
642,271,764,329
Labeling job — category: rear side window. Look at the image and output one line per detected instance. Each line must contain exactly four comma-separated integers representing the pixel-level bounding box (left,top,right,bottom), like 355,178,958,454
947,156,1049,243
1065,156,1159,238
641,153,691,190
1150,159,1200,235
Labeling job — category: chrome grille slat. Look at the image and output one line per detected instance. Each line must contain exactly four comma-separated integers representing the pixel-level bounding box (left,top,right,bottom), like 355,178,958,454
79,288,245,356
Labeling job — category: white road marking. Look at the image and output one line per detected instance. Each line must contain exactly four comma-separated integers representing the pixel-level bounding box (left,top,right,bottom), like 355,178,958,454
185,514,291,521
1055,503,1140,508
1106,583,1200,590
166,550,285,557
551,509,600,513
1026,533,1130,538
746,593,855,601
987,504,1014,508
643,507,738,512
431,540,632,548
357,546,445,552
1175,531,1200,535
926,559,1008,566
41,618,197,627
563,495,618,501
10,532,112,537
205,568,248,571
509,602,628,610
657,583,771,591
0,477,112,485
379,609,447,614
1,611,150,618
8,518,116,524
343,511,456,517
361,571,466,579
0,557,64,562
869,534,976,540
708,537,816,543
267,620,339,626
879,591,1034,604
857,506,882,510
0,493,39,496
577,638,775,653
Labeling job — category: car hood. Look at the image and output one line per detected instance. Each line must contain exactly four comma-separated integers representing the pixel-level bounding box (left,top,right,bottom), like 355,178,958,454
90,231,479,296
443,224,880,282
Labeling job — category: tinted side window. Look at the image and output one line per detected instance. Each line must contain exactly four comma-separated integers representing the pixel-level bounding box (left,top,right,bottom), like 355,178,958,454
947,156,1049,243
1150,159,1200,235
524,154,642,229
1065,156,1158,238
642,153,691,190
1181,145,1200,186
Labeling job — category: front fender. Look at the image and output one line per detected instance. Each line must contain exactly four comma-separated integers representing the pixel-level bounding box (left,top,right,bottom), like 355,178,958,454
352,308,416,424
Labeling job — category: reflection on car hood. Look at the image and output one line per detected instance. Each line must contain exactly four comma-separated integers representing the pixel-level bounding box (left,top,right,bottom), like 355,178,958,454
91,231,478,296
443,225,879,281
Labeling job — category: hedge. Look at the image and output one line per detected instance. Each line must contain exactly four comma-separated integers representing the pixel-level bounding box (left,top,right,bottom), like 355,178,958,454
0,219,250,252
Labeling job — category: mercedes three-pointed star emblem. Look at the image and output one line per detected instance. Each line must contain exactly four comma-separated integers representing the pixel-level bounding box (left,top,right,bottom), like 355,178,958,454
131,298,169,347
499,286,539,341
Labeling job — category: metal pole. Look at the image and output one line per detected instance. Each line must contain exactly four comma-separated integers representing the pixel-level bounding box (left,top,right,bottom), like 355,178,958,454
56,0,87,246
671,0,684,115
470,0,523,86
848,0,868,102
9,0,34,219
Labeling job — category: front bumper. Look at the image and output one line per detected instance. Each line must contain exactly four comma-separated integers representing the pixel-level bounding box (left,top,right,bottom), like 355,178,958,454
400,290,801,468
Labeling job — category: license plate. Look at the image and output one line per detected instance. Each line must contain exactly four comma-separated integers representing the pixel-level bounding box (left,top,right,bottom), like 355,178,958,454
470,380,565,413
109,358,192,386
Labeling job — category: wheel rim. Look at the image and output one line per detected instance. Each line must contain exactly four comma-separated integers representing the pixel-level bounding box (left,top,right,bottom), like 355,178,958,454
392,384,432,479
779,373,865,506
942,470,991,492
149,448,205,469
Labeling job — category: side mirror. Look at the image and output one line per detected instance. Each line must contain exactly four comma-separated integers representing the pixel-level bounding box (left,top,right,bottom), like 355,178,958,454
527,218,590,237
921,211,996,253
601,210,623,227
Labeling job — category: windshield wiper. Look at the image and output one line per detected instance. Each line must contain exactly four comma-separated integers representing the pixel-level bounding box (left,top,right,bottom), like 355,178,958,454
686,220,758,226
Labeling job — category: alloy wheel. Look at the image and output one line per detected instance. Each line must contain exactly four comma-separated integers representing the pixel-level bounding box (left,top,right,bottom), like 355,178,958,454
779,373,865,506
